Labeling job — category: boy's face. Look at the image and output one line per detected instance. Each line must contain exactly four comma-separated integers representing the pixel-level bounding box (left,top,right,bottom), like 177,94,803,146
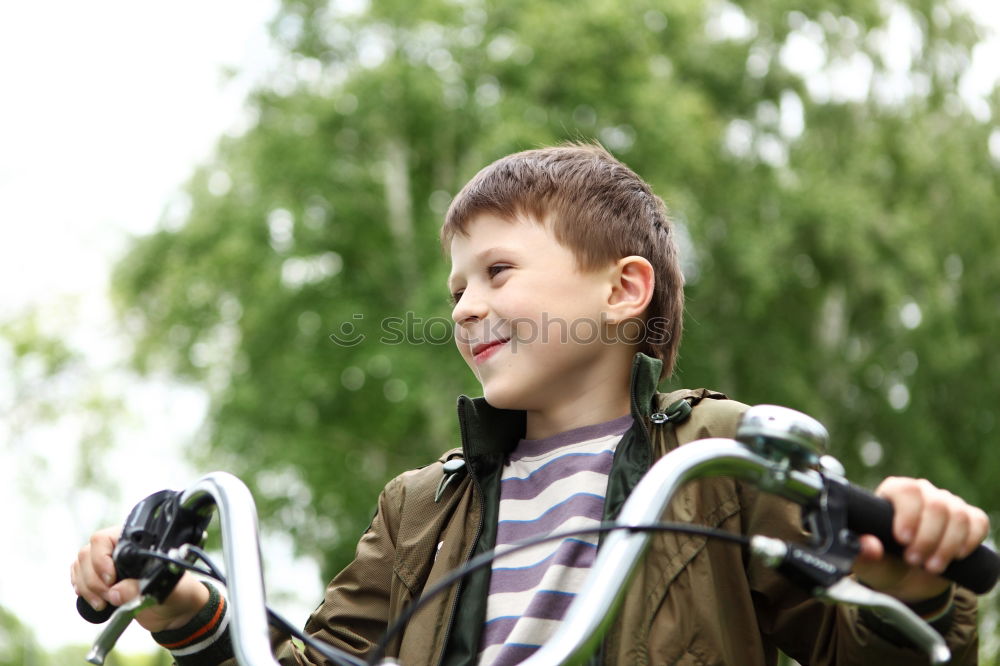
448,213,618,411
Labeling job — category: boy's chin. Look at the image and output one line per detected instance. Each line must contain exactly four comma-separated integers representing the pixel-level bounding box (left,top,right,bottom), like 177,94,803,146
481,392,516,410
480,385,529,411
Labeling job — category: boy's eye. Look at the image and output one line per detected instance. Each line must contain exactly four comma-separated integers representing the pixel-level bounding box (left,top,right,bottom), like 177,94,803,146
448,265,508,305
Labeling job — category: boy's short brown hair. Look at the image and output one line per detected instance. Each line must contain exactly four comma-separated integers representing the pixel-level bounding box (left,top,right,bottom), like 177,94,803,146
441,143,684,378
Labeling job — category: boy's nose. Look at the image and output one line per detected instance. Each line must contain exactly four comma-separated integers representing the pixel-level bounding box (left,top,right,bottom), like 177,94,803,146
451,291,488,325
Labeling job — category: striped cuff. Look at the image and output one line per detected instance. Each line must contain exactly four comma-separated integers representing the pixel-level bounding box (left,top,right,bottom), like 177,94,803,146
152,582,235,665
859,584,956,648
905,585,955,623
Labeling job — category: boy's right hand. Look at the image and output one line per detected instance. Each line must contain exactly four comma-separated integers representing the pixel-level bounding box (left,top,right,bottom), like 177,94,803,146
71,526,210,633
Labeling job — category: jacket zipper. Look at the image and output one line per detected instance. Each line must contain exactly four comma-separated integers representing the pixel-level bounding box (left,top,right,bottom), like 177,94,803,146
436,405,485,666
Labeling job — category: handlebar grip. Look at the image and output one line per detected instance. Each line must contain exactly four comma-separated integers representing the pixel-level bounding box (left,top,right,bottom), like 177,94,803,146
77,595,117,624
844,482,999,594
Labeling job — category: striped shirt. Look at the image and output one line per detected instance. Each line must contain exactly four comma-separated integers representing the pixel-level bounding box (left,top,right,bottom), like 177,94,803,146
478,414,632,665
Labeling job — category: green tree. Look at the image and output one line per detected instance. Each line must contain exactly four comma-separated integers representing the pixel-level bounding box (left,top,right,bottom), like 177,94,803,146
112,0,998,620
1,304,124,500
0,604,46,666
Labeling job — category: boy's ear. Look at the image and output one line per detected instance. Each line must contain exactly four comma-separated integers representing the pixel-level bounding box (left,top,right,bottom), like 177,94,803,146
606,255,655,321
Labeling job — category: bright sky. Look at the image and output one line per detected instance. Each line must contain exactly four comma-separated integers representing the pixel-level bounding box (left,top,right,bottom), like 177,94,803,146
0,2,276,311
0,0,997,660
0,0,324,656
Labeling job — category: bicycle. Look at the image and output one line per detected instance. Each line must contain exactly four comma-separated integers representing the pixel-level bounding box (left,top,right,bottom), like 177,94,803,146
78,405,1000,665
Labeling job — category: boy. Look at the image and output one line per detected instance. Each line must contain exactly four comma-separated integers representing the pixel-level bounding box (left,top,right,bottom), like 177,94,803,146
73,144,989,665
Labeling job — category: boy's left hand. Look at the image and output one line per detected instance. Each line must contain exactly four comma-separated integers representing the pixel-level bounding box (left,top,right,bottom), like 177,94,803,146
853,476,990,602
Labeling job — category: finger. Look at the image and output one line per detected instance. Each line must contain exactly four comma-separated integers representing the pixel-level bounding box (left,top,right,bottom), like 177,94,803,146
76,544,107,610
875,476,923,546
77,544,101,591
960,507,991,558
924,496,972,574
906,487,951,567
90,530,118,575
91,547,118,588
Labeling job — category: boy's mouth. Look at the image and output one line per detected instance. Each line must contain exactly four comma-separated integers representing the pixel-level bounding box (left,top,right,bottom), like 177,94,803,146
471,338,510,362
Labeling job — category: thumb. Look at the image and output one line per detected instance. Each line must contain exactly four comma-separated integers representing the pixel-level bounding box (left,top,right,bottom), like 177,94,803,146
856,534,885,563
107,579,141,607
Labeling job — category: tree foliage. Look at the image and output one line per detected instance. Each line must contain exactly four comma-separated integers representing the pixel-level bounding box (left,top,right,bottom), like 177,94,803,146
0,604,171,666
1,305,123,500
112,0,999,594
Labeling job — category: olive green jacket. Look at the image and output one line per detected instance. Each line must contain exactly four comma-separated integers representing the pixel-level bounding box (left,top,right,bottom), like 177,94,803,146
208,354,977,665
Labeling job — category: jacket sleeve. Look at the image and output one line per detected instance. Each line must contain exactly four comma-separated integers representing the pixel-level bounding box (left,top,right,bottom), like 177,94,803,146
741,483,979,665
154,474,406,666
289,472,405,662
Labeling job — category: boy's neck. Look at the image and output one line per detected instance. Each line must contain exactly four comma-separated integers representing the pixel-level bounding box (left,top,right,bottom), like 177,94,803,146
522,353,633,440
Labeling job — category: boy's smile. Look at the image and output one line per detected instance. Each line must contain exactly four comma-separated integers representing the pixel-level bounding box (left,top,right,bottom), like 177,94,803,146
448,213,635,437
470,338,510,363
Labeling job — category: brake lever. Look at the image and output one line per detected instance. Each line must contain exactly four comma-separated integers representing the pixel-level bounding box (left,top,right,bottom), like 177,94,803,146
83,487,211,664
85,594,158,665
86,543,200,665
751,536,951,665
818,577,951,665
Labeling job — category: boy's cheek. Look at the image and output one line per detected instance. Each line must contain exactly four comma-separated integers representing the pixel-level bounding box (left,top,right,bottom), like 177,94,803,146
453,327,479,354
456,344,475,368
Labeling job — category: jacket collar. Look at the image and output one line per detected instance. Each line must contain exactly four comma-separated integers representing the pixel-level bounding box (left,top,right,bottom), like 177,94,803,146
455,352,664,473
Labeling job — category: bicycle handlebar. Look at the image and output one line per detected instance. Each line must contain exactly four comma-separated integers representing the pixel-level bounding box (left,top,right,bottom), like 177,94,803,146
840,478,998,594
521,438,796,665
178,473,278,666
82,413,1000,666
519,437,999,665
83,473,280,666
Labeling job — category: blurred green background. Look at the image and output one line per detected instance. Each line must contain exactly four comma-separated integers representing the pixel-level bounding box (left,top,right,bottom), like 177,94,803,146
3,0,999,662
